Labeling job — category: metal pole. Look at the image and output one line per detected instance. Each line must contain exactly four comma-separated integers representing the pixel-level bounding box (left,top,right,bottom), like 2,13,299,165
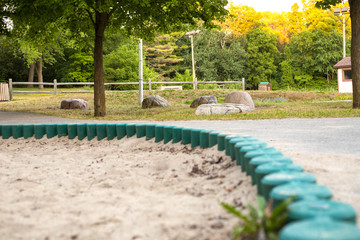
139,39,143,105
190,35,197,90
343,14,346,58
242,78,245,91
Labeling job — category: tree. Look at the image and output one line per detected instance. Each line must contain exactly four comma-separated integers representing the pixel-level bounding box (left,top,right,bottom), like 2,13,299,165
219,3,261,37
2,0,228,116
145,33,183,81
246,28,278,89
316,0,360,108
177,27,248,82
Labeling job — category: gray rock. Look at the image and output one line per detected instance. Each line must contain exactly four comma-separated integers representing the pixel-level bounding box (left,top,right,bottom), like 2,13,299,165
195,103,251,115
142,95,171,108
224,91,255,110
190,96,217,108
60,99,89,110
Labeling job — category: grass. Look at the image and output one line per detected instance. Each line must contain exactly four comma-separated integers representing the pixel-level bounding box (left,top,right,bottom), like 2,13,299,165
1,89,359,121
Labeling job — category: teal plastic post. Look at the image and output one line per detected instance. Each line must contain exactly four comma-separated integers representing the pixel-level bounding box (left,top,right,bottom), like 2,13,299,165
67,124,77,140
191,129,201,148
217,133,227,151
262,172,317,201
106,124,117,140
182,128,192,145
145,124,156,140
229,137,252,160
244,147,283,175
34,124,46,139
280,217,360,240
270,182,332,209
287,200,357,224
249,155,292,184
255,162,303,195
57,124,68,138
172,127,182,143
163,126,174,144
1,125,12,139
116,124,127,140
200,130,210,149
12,125,23,139
209,131,219,148
46,124,57,139
155,125,164,143
136,124,146,138
23,124,34,139
87,124,97,140
126,124,136,138
77,124,87,140
96,124,107,141
238,142,266,170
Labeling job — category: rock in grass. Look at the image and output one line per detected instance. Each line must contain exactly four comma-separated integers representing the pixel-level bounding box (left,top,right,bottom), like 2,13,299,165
195,103,251,115
190,96,217,108
224,91,255,110
60,99,89,110
142,95,171,108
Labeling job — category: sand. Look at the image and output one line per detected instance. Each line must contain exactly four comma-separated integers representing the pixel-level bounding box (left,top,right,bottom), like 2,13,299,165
0,137,257,240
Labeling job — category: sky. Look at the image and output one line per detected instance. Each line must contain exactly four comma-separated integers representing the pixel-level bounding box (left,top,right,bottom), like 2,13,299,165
230,0,303,12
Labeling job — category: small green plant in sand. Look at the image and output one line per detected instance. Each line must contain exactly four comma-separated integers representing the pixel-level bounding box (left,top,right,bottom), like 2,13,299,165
221,196,294,240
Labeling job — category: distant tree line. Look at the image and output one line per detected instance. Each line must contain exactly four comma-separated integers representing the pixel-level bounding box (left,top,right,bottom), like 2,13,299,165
0,0,350,91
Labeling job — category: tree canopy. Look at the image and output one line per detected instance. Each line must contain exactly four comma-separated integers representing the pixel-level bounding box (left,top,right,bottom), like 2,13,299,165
2,0,229,116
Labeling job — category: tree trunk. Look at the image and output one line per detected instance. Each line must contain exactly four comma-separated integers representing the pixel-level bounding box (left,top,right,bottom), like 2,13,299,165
28,63,35,88
93,11,108,117
36,58,44,89
350,0,360,108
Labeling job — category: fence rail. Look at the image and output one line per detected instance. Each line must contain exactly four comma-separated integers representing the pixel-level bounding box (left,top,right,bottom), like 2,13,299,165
7,78,245,100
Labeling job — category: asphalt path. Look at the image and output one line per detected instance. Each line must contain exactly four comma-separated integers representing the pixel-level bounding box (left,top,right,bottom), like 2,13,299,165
0,111,359,156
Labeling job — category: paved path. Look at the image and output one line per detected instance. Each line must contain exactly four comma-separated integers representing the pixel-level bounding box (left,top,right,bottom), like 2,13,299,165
1,111,359,156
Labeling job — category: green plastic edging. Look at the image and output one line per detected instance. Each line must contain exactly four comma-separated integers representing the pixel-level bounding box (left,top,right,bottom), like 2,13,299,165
0,123,359,236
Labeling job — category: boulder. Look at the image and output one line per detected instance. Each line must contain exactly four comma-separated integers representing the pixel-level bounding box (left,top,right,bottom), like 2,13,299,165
60,99,89,110
224,91,255,110
190,96,217,108
142,95,171,109
195,103,252,115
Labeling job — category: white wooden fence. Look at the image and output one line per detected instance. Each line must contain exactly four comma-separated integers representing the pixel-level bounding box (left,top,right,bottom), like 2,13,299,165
6,78,245,100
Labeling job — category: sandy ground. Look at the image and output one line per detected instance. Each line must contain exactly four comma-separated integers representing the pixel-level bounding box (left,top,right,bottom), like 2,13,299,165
0,137,257,240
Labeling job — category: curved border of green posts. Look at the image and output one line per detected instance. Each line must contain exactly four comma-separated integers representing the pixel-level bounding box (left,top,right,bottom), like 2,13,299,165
1,123,360,239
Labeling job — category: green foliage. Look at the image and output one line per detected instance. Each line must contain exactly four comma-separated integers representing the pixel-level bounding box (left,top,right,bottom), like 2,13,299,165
278,30,342,90
104,37,158,90
315,0,342,9
173,69,193,90
246,28,278,89
198,83,218,89
221,196,294,240
0,37,28,81
225,83,243,90
68,52,94,82
145,33,184,81
177,27,248,83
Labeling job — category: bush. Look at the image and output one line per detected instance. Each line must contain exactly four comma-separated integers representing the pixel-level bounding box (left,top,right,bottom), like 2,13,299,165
198,83,218,89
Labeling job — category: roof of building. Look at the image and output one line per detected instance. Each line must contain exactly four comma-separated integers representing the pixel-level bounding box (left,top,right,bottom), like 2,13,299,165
333,57,351,69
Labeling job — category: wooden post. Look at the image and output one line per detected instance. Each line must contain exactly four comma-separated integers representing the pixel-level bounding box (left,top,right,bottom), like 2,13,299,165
9,78,13,100
54,79,57,95
149,78,152,91
242,78,245,91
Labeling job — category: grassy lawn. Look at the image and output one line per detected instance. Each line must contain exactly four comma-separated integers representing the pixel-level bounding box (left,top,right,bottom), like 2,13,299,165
1,89,359,120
